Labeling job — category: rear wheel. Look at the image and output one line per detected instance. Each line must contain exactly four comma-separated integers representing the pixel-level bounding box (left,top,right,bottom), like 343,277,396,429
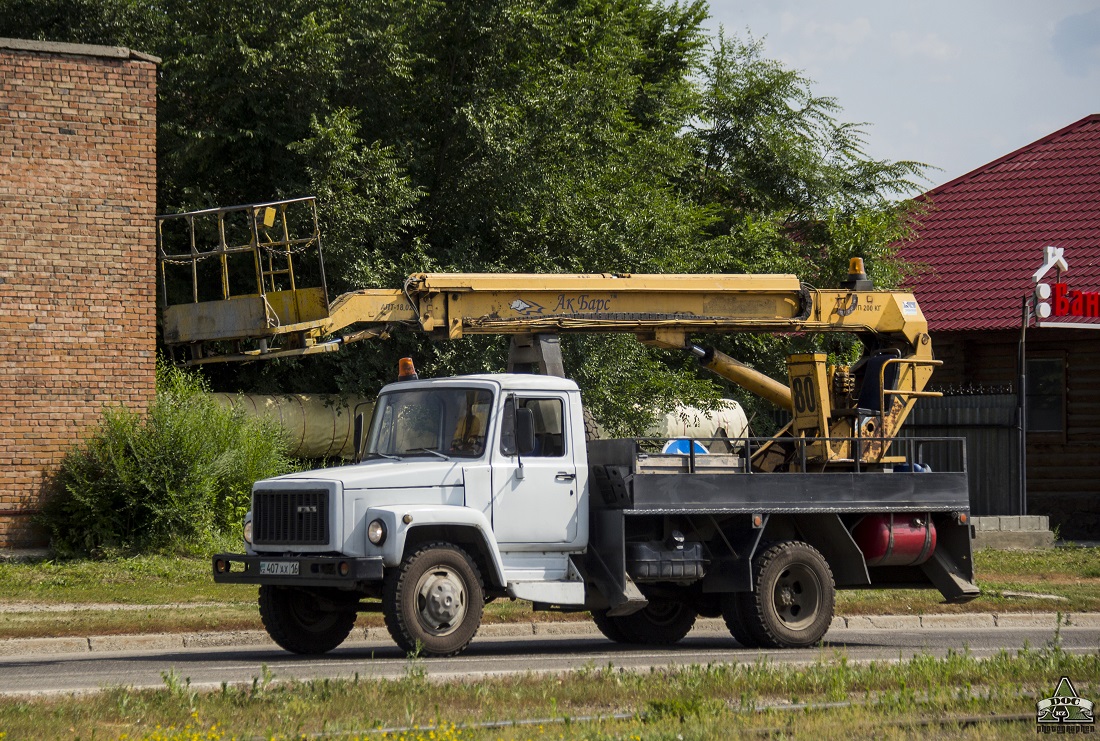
258,585,358,655
591,609,630,643
383,542,484,657
735,541,835,648
719,591,760,648
595,598,697,645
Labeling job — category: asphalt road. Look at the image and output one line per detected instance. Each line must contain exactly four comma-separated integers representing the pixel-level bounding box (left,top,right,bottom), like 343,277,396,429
6,624,1099,697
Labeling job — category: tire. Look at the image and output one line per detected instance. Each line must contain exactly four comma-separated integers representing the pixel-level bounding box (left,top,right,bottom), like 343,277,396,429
736,541,835,648
719,591,760,648
258,585,357,655
591,609,630,643
596,598,697,645
383,542,484,657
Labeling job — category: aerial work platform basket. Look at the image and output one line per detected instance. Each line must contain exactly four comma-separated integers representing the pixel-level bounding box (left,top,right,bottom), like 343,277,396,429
157,197,335,362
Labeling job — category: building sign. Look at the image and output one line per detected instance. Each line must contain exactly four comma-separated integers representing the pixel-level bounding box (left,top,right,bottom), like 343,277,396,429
1033,246,1100,328
1049,283,1100,318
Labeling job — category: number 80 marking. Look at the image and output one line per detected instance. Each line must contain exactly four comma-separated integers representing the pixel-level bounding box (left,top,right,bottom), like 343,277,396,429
792,376,816,414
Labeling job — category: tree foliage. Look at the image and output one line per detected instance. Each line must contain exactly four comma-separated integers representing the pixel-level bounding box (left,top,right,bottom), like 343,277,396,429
0,1,928,433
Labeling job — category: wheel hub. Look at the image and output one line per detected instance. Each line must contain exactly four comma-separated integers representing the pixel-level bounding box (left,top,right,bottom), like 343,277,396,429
415,567,467,635
772,565,820,628
427,581,460,621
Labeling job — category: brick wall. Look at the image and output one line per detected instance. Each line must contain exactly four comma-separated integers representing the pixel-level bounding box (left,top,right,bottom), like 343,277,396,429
0,40,158,548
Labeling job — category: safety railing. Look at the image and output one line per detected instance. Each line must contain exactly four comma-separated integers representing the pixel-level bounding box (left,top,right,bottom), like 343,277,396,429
156,196,326,309
628,435,966,475
878,357,942,412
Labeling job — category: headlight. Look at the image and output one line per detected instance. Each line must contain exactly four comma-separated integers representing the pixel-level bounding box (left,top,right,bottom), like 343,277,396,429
243,519,253,545
367,519,387,545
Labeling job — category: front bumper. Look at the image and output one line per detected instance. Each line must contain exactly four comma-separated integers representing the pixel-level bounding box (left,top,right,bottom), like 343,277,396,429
212,553,384,587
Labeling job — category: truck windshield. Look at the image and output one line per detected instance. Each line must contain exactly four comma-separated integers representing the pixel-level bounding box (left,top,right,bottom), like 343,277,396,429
364,387,494,459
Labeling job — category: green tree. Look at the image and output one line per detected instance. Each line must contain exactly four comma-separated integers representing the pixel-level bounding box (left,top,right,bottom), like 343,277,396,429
153,0,345,208
0,0,158,47
678,33,923,285
658,33,927,428
0,4,928,434
213,0,725,422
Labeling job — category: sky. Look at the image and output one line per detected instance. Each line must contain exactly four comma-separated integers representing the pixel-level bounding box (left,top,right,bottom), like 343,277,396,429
703,1,1100,191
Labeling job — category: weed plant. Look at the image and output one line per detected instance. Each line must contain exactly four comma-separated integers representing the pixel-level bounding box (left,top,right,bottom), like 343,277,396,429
38,361,295,557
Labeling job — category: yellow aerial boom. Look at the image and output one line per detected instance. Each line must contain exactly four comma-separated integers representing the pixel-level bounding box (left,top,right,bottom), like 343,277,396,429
157,197,940,469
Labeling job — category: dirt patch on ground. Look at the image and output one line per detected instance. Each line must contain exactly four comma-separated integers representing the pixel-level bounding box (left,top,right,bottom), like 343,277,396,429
980,574,1100,585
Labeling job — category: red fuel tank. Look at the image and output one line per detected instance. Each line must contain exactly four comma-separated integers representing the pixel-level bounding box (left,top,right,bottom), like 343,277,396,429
852,513,937,567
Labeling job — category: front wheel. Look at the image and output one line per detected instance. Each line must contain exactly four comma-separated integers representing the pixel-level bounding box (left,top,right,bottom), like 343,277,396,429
733,541,835,648
383,543,485,657
258,585,358,655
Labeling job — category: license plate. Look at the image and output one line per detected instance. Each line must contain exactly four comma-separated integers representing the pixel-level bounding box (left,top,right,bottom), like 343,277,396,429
259,560,299,576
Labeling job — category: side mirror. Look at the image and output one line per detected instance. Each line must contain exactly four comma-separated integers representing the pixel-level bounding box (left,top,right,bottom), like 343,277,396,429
516,407,537,456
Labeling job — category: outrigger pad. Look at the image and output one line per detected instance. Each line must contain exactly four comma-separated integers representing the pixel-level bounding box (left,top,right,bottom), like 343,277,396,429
921,549,981,604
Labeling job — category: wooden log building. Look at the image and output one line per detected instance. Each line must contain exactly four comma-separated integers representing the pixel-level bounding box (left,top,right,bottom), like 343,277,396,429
900,114,1100,540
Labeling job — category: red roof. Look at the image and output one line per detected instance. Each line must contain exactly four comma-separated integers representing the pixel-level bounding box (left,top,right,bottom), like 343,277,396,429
900,114,1100,331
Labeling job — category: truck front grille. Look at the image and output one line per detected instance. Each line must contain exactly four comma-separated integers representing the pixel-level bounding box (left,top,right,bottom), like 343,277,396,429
253,489,329,545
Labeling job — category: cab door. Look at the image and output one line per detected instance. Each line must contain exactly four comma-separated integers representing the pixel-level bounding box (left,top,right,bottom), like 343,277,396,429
491,394,579,545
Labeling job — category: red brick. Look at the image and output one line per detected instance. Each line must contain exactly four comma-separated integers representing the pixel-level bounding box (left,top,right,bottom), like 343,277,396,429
0,44,157,548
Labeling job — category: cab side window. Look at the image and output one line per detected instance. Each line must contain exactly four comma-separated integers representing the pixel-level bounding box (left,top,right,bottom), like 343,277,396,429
500,397,566,457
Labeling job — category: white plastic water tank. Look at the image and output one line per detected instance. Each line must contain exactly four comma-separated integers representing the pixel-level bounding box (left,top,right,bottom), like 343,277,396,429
645,400,749,440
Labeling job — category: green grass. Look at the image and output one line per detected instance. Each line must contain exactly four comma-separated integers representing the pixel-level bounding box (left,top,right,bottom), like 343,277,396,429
2,547,1094,606
0,640,1092,739
0,605,263,639
0,547,1096,640
0,555,256,605
837,546,1100,615
976,545,1100,579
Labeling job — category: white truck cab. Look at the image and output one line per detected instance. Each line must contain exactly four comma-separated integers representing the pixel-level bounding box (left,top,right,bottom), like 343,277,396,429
218,374,593,656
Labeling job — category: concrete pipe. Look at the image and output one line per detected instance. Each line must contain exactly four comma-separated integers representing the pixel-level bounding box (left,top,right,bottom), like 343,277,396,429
210,394,374,459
